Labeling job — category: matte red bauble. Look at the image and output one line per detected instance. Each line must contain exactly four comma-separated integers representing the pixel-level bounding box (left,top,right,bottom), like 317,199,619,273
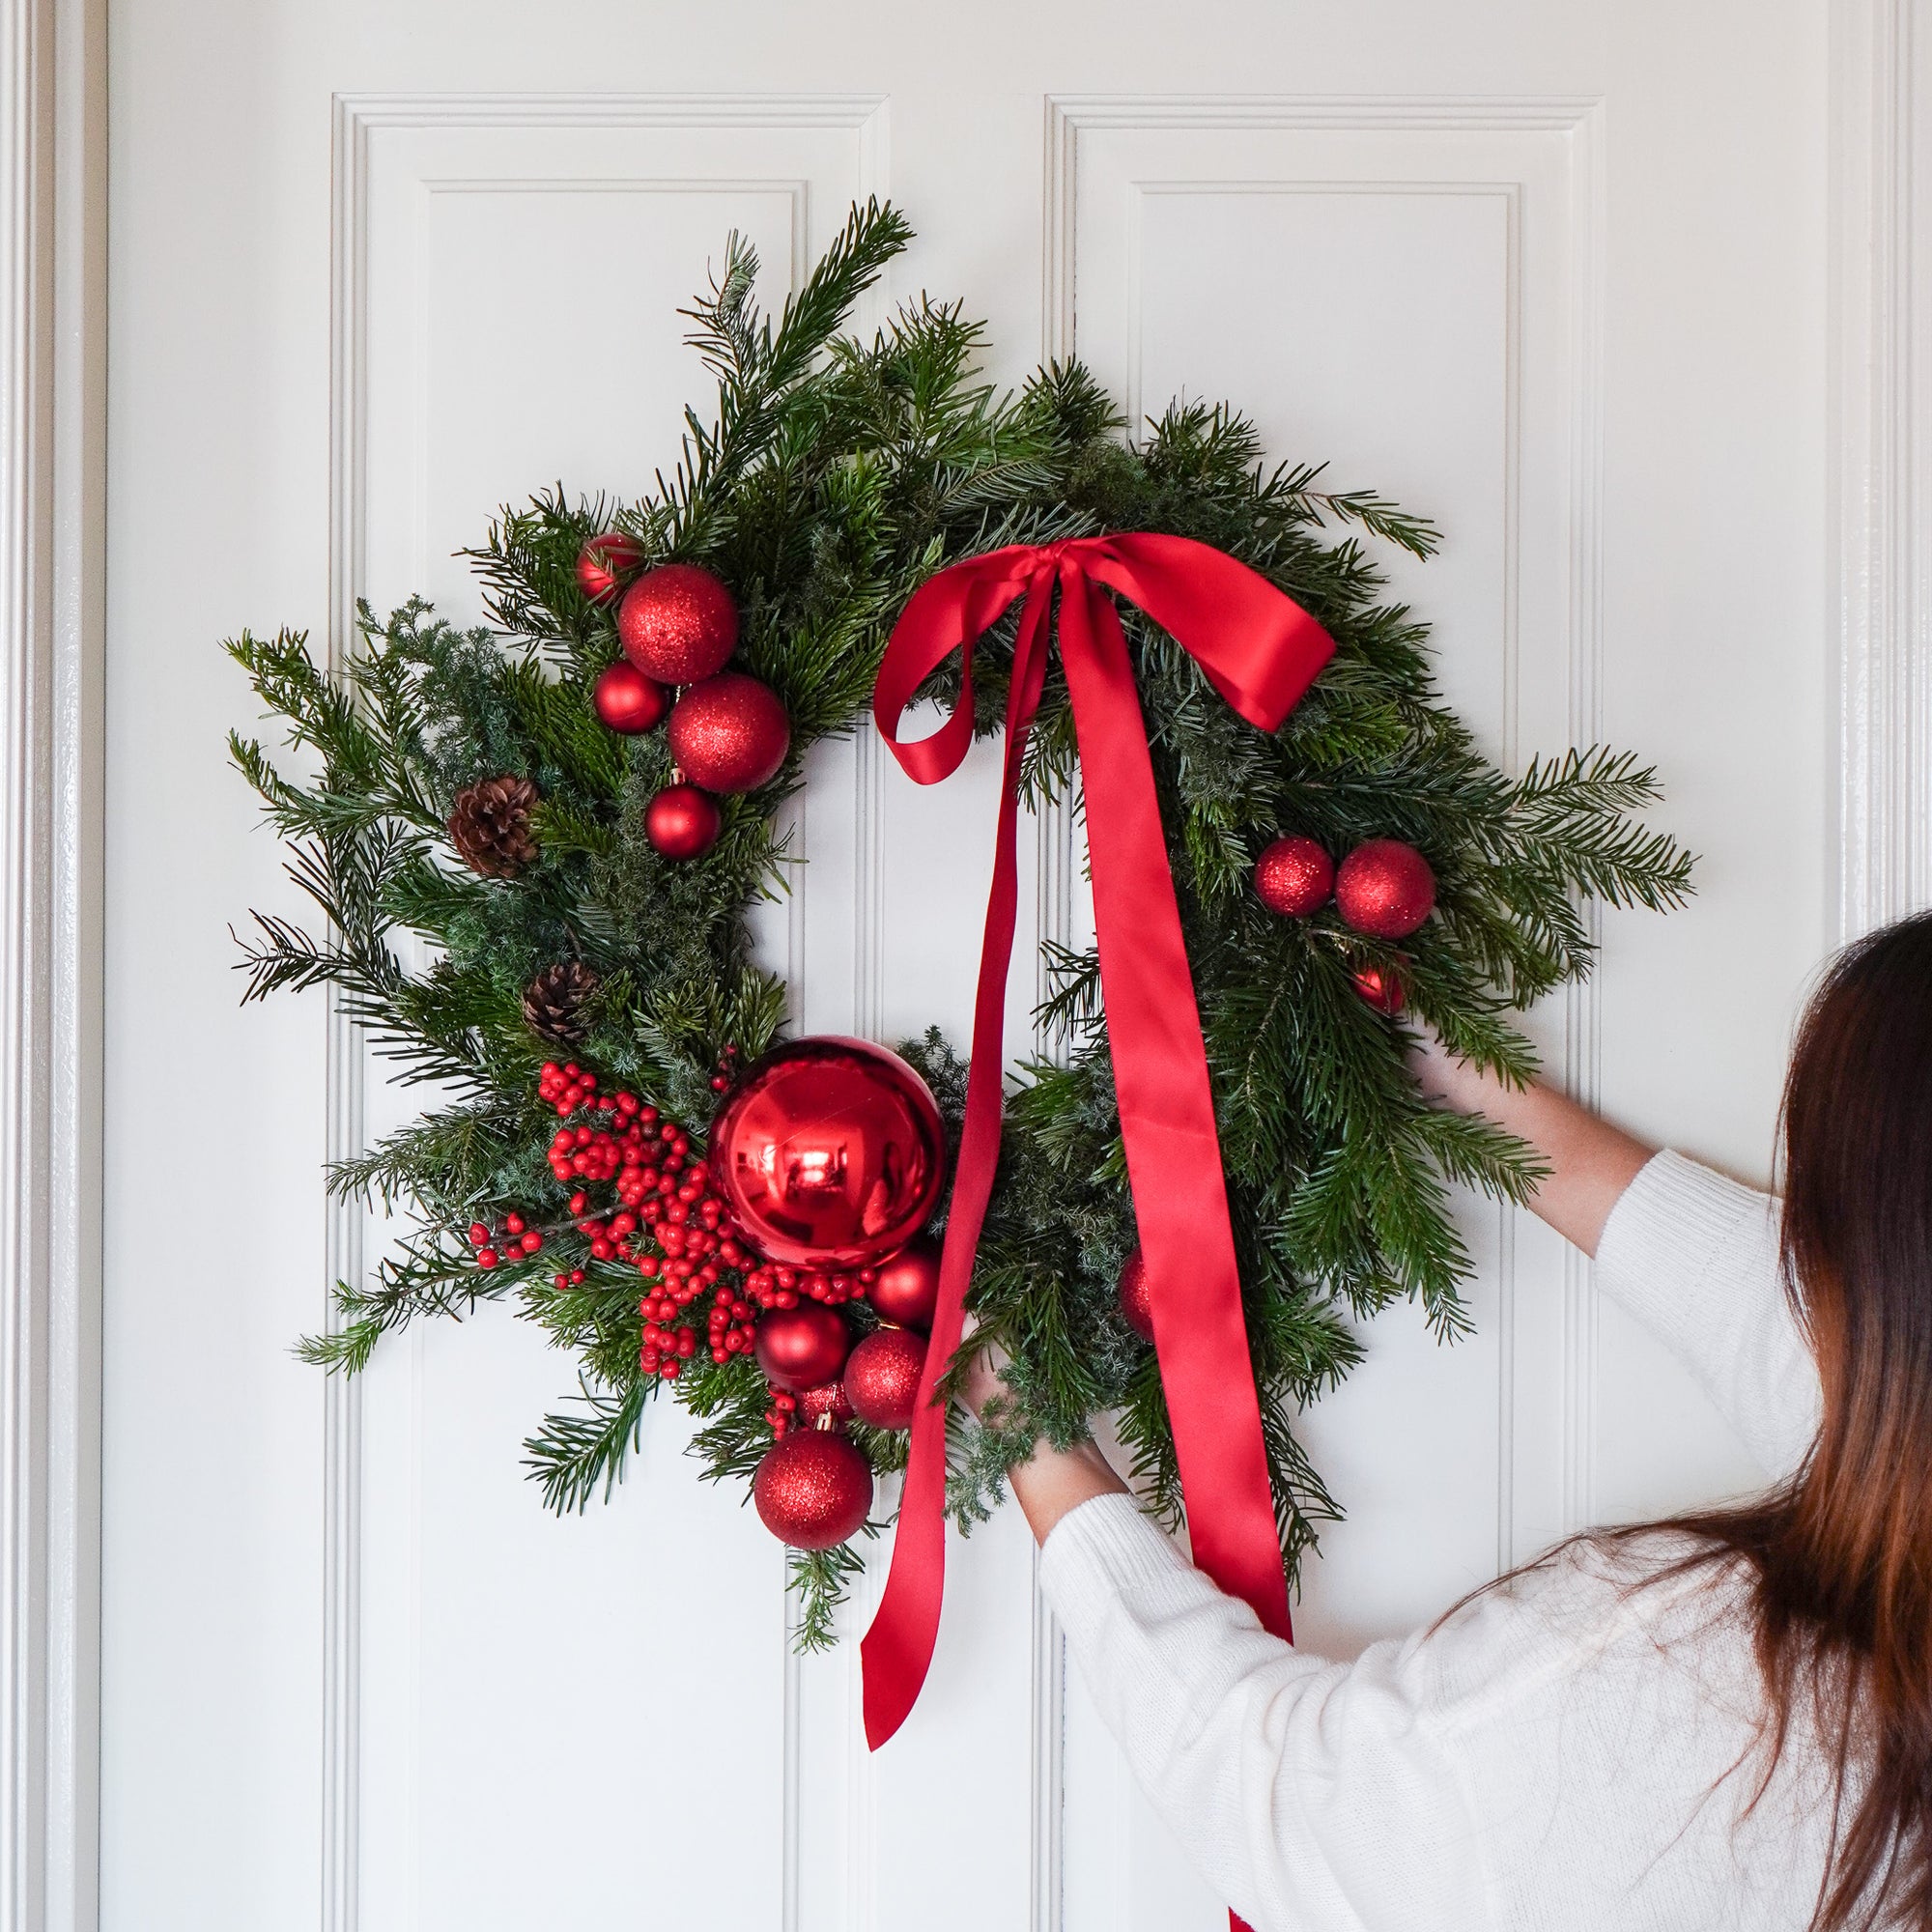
1335,838,1435,939
575,531,644,607
711,1037,944,1268
753,1429,873,1548
643,782,722,861
1253,836,1335,918
1352,961,1406,1014
795,1379,854,1428
617,562,738,683
753,1302,852,1392
1117,1248,1155,1342
667,672,790,793
844,1327,927,1431
867,1236,941,1330
592,659,668,735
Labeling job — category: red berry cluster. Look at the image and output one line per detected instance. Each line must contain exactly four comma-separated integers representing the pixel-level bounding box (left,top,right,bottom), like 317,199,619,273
740,1264,872,1313
467,1212,543,1270
707,1041,742,1095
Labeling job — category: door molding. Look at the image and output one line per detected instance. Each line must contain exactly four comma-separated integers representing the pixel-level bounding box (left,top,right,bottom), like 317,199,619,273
0,0,105,1928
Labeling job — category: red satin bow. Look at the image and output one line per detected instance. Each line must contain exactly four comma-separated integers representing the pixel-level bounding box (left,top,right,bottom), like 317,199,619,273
862,532,1335,1755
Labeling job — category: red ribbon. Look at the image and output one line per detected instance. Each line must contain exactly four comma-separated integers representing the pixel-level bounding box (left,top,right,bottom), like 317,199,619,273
862,532,1335,1755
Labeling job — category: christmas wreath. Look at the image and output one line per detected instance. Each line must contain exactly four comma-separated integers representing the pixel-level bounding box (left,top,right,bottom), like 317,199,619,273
229,200,1690,1663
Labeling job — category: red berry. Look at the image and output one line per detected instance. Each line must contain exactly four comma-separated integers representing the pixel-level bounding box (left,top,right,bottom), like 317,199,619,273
476,1249,499,1269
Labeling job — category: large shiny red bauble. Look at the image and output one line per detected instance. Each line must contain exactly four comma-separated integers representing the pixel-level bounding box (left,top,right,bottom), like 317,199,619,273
753,1303,852,1391
1335,839,1435,939
711,1037,944,1268
617,562,738,683
592,659,668,735
643,782,722,861
867,1236,941,1330
753,1429,873,1548
667,672,790,793
1254,836,1334,918
844,1327,927,1431
795,1379,854,1428
1117,1249,1155,1342
1352,961,1406,1014
576,531,643,607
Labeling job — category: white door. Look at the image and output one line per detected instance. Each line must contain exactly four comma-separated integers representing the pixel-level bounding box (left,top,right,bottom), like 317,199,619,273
103,5,1839,1927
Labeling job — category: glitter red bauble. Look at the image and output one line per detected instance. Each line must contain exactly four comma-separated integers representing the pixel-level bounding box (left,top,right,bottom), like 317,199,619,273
1253,836,1334,918
592,659,668,735
1334,839,1436,940
1353,962,1406,1013
795,1379,854,1428
643,782,722,861
844,1327,927,1431
711,1037,945,1268
867,1236,941,1330
1117,1249,1155,1342
667,673,790,793
576,532,644,607
753,1429,874,1548
617,562,739,683
754,1302,852,1392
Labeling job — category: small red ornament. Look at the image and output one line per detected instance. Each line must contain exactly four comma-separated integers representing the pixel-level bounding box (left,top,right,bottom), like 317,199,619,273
576,532,644,607
667,672,790,794
1117,1249,1155,1342
867,1236,941,1330
1352,961,1406,1013
1253,836,1335,917
753,1428,874,1548
643,782,722,861
844,1327,927,1431
754,1302,852,1391
710,1037,945,1267
1335,839,1436,940
617,562,739,683
592,659,668,735
795,1380,855,1428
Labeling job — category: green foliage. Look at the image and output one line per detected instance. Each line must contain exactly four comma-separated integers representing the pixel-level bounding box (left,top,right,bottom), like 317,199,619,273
230,200,1692,1642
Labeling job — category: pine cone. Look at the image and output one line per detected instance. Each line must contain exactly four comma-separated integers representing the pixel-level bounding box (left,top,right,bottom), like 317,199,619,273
448,776,539,878
522,961,601,1048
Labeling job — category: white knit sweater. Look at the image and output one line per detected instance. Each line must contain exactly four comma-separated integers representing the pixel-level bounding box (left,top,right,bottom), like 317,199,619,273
1039,1152,1829,1930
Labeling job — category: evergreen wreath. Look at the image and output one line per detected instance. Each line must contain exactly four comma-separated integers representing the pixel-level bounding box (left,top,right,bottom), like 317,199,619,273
228,200,1692,1641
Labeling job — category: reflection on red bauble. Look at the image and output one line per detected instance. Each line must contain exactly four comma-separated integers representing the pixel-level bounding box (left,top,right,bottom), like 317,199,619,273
1253,836,1334,918
667,672,790,793
617,562,738,683
1335,839,1435,939
795,1379,854,1428
844,1327,927,1431
1118,1248,1155,1342
576,532,643,607
711,1037,944,1267
867,1236,941,1330
1352,962,1406,1014
643,782,722,861
754,1302,852,1391
592,659,668,735
753,1429,873,1548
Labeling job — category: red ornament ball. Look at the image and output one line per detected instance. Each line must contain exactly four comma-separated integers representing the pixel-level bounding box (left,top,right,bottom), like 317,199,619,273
617,562,739,684
795,1379,854,1428
711,1037,945,1267
844,1327,927,1431
592,659,668,735
643,782,722,861
754,1302,852,1392
668,672,790,793
1253,836,1335,917
1117,1248,1155,1343
1335,839,1436,940
576,531,643,607
1352,961,1406,1014
867,1235,941,1330
753,1429,874,1548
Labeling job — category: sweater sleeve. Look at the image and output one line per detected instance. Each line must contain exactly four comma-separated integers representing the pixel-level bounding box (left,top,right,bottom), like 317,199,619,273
1593,1149,1819,1478
1039,1492,1493,1932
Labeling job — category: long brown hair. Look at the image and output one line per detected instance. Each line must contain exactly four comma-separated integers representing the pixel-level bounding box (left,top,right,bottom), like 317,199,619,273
1623,912,1932,1929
